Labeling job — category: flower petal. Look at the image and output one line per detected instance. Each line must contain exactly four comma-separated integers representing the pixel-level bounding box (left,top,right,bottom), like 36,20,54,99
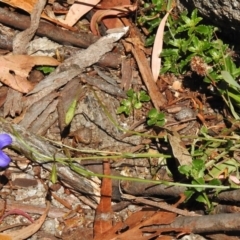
0,150,11,167
0,134,12,149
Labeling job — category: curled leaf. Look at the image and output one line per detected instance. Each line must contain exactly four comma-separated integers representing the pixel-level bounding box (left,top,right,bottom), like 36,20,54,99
151,9,173,81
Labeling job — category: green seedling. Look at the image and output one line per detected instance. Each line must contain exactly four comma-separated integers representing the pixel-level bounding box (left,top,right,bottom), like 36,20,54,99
36,66,55,74
117,89,150,116
65,99,78,125
147,108,165,127
65,85,85,126
50,153,58,184
179,159,221,211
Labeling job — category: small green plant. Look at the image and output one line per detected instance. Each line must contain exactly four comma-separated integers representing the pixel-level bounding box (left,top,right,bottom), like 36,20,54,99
36,66,56,74
139,2,240,117
147,108,165,127
117,89,150,116
138,0,169,46
179,159,221,211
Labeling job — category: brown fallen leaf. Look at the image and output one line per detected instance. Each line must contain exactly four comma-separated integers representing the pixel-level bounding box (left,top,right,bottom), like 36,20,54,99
90,4,137,35
97,0,131,33
111,211,180,240
62,0,101,27
0,0,76,30
168,133,192,166
94,210,155,240
94,160,113,239
151,9,172,81
0,55,59,93
0,201,50,240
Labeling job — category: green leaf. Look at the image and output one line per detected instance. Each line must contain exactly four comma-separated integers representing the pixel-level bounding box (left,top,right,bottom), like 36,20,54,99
192,178,205,192
226,90,240,119
147,118,156,126
148,108,158,118
126,89,134,98
122,99,132,107
148,18,161,32
50,163,57,184
195,25,212,35
196,193,208,205
155,119,165,127
221,71,240,89
208,179,221,186
179,165,192,176
184,190,195,201
65,99,77,125
145,35,155,46
190,9,202,25
139,91,150,102
181,15,191,25
152,0,163,11
181,38,192,53
208,49,222,61
192,36,200,48
192,159,205,171
37,66,55,74
160,48,179,57
168,39,184,48
117,105,128,114
134,102,142,109
157,112,165,120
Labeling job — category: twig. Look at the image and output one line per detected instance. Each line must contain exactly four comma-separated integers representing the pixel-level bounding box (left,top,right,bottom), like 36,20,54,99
122,193,200,216
0,7,99,48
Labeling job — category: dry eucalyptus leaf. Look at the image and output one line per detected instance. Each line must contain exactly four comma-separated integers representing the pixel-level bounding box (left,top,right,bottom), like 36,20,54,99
0,202,50,240
0,0,74,29
62,0,101,27
151,9,172,82
0,55,59,93
168,133,192,166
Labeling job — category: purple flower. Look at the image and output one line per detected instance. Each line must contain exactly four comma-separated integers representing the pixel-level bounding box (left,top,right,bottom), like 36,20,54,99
0,134,12,168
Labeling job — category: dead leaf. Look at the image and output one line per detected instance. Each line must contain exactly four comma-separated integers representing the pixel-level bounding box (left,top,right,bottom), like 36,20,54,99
0,0,76,30
151,9,172,82
94,160,112,239
172,80,183,91
168,133,192,166
63,0,101,27
0,55,59,93
0,86,8,108
90,4,137,35
0,201,50,240
94,210,156,240
101,211,177,240
98,0,131,33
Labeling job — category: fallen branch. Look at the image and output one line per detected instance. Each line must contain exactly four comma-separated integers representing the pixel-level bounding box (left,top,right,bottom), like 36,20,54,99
0,118,101,201
155,213,240,233
0,7,99,48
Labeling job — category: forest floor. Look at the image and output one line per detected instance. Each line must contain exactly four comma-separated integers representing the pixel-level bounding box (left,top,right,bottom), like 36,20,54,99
0,0,240,240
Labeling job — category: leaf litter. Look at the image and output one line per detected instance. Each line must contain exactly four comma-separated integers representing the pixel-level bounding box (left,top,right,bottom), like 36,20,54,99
0,0,239,239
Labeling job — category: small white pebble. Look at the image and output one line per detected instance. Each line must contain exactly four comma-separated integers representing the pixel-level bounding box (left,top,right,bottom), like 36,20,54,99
175,107,195,121
27,189,37,197
42,219,56,235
